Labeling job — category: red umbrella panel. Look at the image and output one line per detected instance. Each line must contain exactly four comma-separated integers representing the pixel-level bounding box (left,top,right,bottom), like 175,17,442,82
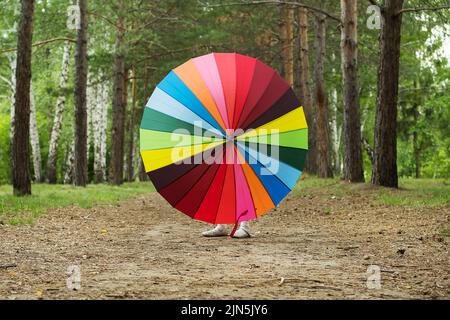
140,53,308,225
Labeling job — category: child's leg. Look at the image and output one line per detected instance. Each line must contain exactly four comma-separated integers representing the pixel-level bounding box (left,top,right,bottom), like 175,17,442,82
202,224,228,237
232,221,251,238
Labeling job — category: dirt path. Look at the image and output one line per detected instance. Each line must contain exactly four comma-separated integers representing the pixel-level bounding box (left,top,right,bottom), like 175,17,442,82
0,185,449,299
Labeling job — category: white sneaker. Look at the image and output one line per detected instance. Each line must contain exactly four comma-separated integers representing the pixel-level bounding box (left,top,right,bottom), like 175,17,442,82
232,221,251,239
202,224,228,237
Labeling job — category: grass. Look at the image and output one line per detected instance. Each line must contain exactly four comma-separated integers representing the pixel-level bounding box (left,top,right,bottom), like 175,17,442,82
0,182,154,225
440,229,450,238
0,176,448,225
294,175,450,208
374,178,450,207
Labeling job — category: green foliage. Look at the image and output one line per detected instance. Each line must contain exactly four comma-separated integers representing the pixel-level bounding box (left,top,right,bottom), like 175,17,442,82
441,228,450,238
0,182,155,224
0,0,449,185
0,114,11,183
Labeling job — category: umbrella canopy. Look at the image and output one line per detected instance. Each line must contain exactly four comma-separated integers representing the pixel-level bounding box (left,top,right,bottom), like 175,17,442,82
140,53,308,225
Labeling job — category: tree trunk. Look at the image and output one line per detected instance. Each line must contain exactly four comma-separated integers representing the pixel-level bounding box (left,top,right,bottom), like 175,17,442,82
126,67,137,182
109,18,126,186
93,78,102,183
6,17,19,144
137,64,149,183
8,53,17,142
341,0,364,182
7,53,17,186
100,80,108,181
297,8,317,174
86,74,94,165
330,85,342,174
122,68,129,177
132,132,140,181
12,0,35,196
47,41,71,183
92,76,108,183
372,0,404,188
413,128,420,179
281,5,295,87
314,15,332,178
329,52,342,176
29,82,42,182
362,136,374,166
412,97,420,179
74,0,88,187
138,159,148,182
64,140,75,184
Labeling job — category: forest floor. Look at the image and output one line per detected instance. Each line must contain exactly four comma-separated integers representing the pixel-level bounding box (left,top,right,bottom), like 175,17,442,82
0,178,449,300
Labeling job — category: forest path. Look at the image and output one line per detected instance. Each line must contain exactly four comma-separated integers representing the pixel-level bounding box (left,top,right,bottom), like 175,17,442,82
0,187,448,299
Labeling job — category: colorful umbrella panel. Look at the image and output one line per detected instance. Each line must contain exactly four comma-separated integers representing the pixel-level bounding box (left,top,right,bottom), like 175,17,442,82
140,53,308,225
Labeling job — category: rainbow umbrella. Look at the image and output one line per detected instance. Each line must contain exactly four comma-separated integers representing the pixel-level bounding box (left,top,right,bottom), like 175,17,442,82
140,53,307,232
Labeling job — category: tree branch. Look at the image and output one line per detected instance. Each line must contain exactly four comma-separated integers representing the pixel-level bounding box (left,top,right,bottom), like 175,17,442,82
135,44,230,64
204,1,341,22
397,5,450,15
0,37,75,54
0,75,12,87
88,11,126,32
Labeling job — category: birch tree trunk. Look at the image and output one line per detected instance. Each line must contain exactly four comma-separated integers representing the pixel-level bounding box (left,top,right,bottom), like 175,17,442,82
64,141,75,184
6,15,19,144
372,0,404,188
12,0,35,196
330,86,342,174
29,82,42,182
341,0,364,182
5,18,18,184
314,15,332,178
8,53,17,142
91,77,109,183
47,41,71,183
297,8,317,174
86,73,95,164
92,79,102,183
